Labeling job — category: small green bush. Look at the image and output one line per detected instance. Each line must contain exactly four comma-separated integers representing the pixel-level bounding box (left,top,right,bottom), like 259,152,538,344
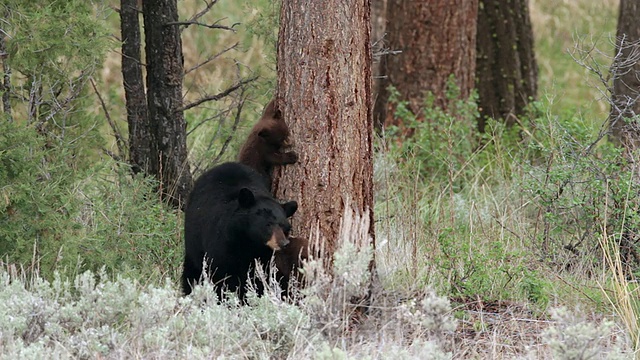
386,77,480,190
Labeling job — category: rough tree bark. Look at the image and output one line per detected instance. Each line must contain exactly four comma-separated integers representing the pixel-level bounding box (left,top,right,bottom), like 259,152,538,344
0,33,11,121
273,0,375,256
142,0,192,209
476,0,538,133
373,0,478,131
610,0,640,153
120,0,150,174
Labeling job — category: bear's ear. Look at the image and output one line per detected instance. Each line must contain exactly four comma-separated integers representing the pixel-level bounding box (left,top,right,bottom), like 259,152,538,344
281,200,298,218
238,188,256,208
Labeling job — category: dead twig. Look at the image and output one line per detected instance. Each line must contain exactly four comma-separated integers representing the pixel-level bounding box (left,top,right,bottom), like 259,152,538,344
184,43,238,76
90,77,126,159
166,20,238,32
178,75,257,113
212,87,245,164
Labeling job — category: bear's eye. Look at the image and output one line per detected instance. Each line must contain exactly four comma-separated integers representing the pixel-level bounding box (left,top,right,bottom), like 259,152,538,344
282,223,292,236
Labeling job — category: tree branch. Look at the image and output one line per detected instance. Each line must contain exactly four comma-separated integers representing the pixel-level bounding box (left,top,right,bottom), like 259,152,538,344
166,20,239,32
213,88,245,164
178,75,257,112
184,42,238,76
90,77,126,159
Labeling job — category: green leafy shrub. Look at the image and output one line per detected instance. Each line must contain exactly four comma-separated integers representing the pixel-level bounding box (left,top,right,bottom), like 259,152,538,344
0,121,83,273
386,77,480,190
436,226,549,305
0,120,182,282
520,108,640,272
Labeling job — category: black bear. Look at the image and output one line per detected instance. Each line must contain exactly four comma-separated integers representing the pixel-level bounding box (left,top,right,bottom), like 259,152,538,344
274,236,309,297
238,98,298,188
182,162,298,301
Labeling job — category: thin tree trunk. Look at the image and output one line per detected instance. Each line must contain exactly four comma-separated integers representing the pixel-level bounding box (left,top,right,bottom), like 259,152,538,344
0,32,11,121
142,0,192,209
374,0,477,131
476,0,537,133
372,0,387,119
121,0,149,173
273,0,375,256
610,0,640,153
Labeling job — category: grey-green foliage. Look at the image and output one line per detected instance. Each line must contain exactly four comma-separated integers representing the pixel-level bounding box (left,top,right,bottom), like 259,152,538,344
520,106,640,268
0,221,459,359
0,268,310,359
541,307,629,360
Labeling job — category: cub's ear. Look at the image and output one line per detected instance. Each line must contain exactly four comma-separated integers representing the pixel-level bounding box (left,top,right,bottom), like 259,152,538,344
281,200,298,218
238,188,256,208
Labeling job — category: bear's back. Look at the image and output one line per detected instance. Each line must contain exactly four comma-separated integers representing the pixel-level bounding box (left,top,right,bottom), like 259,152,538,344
188,162,270,207
184,162,271,246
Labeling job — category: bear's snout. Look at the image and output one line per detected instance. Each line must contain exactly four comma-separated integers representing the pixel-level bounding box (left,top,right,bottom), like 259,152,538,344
266,227,290,251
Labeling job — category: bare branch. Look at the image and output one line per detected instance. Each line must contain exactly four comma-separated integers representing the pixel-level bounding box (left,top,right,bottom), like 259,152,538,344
28,76,42,125
166,20,239,32
178,75,257,112
184,42,238,76
212,87,245,164
102,147,123,162
187,107,230,137
90,77,126,159
187,0,218,25
568,34,640,154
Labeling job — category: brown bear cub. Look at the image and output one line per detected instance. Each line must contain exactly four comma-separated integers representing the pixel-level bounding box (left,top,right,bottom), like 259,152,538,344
274,236,309,297
238,99,298,188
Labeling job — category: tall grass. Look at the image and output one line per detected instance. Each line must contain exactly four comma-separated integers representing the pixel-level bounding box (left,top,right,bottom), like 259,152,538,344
598,181,640,357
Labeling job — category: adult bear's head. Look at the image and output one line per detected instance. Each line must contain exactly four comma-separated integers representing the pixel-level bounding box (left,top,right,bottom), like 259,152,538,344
232,187,298,252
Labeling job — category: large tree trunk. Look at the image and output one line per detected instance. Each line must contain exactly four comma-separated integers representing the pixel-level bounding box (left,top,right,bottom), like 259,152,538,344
273,0,375,256
610,0,640,153
142,0,192,209
120,0,150,174
373,0,478,131
476,0,537,133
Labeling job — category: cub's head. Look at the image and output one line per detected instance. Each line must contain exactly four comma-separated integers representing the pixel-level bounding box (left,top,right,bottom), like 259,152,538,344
257,99,290,147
